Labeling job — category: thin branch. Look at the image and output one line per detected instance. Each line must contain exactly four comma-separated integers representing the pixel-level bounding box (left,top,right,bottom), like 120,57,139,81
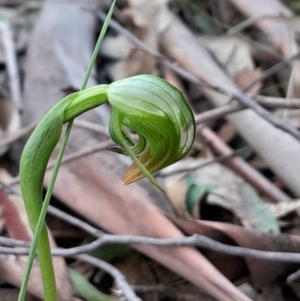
48,139,114,168
233,90,300,141
242,52,300,93
8,140,114,186
195,96,300,124
46,205,105,238
0,119,109,150
2,234,300,264
157,148,248,178
73,119,110,136
195,102,241,124
0,123,36,149
0,236,31,247
226,15,288,36
255,95,300,109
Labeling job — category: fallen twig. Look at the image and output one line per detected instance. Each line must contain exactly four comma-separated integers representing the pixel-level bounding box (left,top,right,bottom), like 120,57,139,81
2,233,300,264
195,96,300,123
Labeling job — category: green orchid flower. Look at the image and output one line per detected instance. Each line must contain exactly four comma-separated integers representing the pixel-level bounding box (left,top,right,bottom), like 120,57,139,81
107,75,195,189
19,74,195,301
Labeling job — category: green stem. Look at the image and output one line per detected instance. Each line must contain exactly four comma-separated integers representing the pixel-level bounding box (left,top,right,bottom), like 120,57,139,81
18,122,73,301
17,1,117,300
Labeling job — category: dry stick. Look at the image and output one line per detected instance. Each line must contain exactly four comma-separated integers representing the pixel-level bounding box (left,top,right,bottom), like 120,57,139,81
195,103,241,124
8,134,140,186
49,139,114,168
46,205,105,238
242,51,300,93
157,149,248,178
8,140,114,185
197,126,290,203
194,96,300,123
226,14,288,36
0,119,110,151
4,230,300,299
0,236,31,247
203,55,300,140
256,96,300,109
3,234,300,264
0,123,36,149
96,11,223,95
98,11,300,142
73,119,109,136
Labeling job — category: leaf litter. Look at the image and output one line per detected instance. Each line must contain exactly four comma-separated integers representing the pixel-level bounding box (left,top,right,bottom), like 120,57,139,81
1,0,300,300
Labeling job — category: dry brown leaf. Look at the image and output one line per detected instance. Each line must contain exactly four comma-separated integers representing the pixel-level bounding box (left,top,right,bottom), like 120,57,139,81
234,69,262,96
163,158,279,233
217,122,236,143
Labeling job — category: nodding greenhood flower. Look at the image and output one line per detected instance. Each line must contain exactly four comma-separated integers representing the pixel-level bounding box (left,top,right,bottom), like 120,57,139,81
107,75,195,190
20,75,195,211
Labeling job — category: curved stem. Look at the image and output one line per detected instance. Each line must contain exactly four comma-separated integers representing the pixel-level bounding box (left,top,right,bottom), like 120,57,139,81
17,1,117,300
18,122,73,301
